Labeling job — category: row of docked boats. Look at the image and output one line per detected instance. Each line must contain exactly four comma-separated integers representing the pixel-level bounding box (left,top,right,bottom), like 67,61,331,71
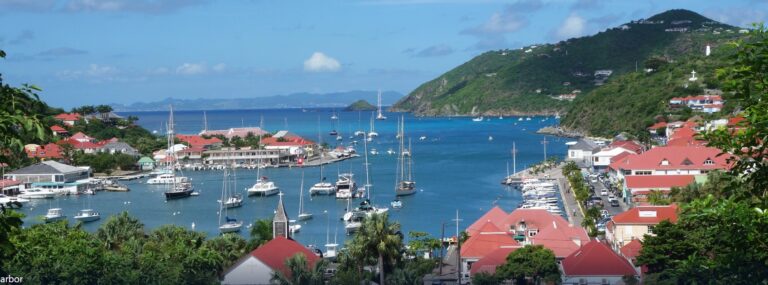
516,179,563,215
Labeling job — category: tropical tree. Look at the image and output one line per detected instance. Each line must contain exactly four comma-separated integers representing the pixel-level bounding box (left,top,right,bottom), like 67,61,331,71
646,190,670,205
96,211,145,250
495,245,560,285
471,272,500,285
249,218,273,249
270,253,326,285
348,213,403,285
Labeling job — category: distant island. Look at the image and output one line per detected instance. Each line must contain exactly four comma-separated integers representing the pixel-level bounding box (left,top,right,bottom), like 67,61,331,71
111,90,403,111
345,100,376,111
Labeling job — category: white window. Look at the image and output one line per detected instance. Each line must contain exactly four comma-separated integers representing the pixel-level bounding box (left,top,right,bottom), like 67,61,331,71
704,158,714,165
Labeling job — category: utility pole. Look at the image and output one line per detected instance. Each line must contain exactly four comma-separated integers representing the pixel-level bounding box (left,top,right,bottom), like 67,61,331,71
439,222,446,276
453,210,463,283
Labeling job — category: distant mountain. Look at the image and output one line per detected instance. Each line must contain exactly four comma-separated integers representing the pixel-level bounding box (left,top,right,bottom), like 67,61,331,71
111,90,404,111
392,9,738,116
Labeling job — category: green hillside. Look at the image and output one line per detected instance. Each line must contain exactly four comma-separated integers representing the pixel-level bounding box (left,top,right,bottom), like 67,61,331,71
392,9,739,116
345,99,377,111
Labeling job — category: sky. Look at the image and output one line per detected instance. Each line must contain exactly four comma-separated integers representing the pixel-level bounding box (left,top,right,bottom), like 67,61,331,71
0,0,766,109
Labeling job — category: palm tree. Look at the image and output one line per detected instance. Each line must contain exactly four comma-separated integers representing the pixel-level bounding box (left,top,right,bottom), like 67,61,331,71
647,189,670,205
270,253,326,285
351,212,403,285
248,218,273,249
96,211,145,250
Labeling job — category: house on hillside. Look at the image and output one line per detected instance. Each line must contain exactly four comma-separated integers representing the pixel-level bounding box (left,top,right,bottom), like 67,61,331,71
566,139,600,168
592,141,643,172
54,113,81,126
606,205,678,250
101,141,140,156
50,125,69,137
669,95,724,113
560,240,639,285
200,127,268,140
24,143,63,160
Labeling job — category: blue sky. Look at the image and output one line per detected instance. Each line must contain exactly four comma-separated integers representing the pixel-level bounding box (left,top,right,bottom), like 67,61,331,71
0,0,765,109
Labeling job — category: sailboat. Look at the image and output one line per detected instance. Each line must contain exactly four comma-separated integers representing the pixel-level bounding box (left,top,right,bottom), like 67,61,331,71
74,192,100,222
395,116,417,196
324,210,338,260
367,112,378,139
163,105,194,200
297,171,313,221
376,90,387,120
220,160,243,209
246,159,279,196
218,161,243,233
310,119,336,195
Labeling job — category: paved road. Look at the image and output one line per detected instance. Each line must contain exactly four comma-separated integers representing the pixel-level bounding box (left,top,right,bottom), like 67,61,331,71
586,175,629,217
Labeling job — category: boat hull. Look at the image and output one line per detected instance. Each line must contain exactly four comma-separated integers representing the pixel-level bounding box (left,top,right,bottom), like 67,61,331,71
74,215,100,222
247,187,279,196
298,213,313,221
44,216,66,223
165,189,194,200
219,222,243,233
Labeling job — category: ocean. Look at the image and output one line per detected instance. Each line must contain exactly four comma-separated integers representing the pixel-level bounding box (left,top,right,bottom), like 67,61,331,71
18,108,567,246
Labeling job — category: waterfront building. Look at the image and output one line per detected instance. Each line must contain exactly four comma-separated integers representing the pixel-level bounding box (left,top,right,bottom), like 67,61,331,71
204,148,293,166
200,127,268,140
175,134,223,149
0,179,24,195
592,140,643,172
137,157,156,170
261,131,317,157
4,161,92,194
560,240,638,285
605,205,678,250
566,139,600,168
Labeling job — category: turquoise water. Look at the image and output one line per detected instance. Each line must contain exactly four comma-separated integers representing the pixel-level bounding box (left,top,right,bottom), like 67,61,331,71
18,109,566,246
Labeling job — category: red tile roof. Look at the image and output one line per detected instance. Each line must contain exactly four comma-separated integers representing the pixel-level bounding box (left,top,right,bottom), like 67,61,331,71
503,209,589,258
71,132,95,142
59,138,101,150
25,143,62,159
620,239,643,262
176,134,222,148
608,140,643,154
261,136,315,147
467,206,508,236
647,122,667,130
251,236,320,277
608,146,729,171
0,179,22,188
625,175,695,190
611,205,678,225
469,247,517,276
561,240,637,277
54,113,81,121
460,224,519,259
610,152,632,164
50,125,68,133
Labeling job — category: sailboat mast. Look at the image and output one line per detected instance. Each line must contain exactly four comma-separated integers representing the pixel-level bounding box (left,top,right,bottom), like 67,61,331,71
377,90,382,117
203,110,208,133
363,133,371,199
512,142,517,174
407,138,413,181
298,170,305,216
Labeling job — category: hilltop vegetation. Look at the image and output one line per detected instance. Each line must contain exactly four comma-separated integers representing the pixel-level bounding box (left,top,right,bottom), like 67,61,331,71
560,45,735,137
393,9,740,119
345,99,377,111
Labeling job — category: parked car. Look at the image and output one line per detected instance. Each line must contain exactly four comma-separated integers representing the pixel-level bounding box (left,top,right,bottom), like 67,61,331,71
608,195,618,202
589,196,604,207
600,189,609,196
600,209,610,218
610,200,620,207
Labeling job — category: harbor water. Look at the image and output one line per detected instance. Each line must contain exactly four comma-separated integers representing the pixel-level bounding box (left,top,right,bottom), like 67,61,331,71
18,109,567,246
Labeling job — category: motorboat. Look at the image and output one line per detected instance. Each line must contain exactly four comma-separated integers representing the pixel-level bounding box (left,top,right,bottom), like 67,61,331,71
289,220,302,233
335,173,357,199
18,188,57,199
44,208,66,223
0,194,29,205
147,173,189,185
310,180,336,195
370,148,379,155
391,199,403,209
386,148,396,155
329,130,338,136
74,209,100,222
220,194,243,209
247,177,279,196
345,221,362,235
472,116,484,122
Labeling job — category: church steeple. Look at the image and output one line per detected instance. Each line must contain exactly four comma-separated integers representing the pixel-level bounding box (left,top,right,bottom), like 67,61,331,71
273,192,289,239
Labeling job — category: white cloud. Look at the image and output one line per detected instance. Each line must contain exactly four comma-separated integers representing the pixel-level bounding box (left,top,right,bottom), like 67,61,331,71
303,52,341,72
176,63,206,75
212,63,226,72
56,64,118,81
149,67,170,75
556,14,586,40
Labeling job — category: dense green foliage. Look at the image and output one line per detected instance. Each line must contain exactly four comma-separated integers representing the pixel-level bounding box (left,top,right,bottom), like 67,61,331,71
3,213,249,284
394,9,737,117
344,100,377,111
271,254,326,285
73,152,138,174
66,116,164,156
495,245,560,284
637,26,768,283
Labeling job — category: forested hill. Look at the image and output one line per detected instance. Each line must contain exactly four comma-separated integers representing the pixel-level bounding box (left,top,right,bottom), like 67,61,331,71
391,9,738,116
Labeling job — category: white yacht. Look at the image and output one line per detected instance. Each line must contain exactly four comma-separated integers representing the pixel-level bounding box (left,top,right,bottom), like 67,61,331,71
44,208,66,223
18,188,57,199
219,217,244,233
472,116,484,122
247,176,279,196
0,194,29,205
74,209,100,222
289,220,302,233
369,148,379,156
335,173,357,199
147,173,189,185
